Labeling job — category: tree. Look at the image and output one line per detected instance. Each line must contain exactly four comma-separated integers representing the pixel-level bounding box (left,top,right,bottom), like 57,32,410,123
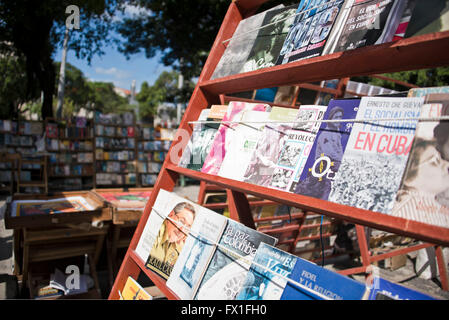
0,54,39,119
116,0,229,79
54,62,92,112
88,81,131,114
136,70,195,121
0,0,123,119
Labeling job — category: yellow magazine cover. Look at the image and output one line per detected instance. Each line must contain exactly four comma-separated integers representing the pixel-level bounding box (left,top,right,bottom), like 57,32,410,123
120,276,152,300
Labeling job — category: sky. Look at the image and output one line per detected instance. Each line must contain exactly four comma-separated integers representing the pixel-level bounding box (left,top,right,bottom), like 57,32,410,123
54,42,172,93
53,4,172,93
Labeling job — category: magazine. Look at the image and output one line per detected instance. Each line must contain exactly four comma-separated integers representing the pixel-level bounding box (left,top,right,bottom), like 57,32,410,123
218,109,270,181
324,0,408,54
280,255,368,300
368,276,436,300
295,98,361,200
390,94,449,228
407,86,449,97
241,5,297,72
167,212,277,300
404,0,449,38
276,0,346,64
201,101,269,175
236,243,297,300
120,276,153,300
242,106,300,187
178,105,228,171
269,105,327,192
211,4,284,80
328,96,424,214
134,189,215,280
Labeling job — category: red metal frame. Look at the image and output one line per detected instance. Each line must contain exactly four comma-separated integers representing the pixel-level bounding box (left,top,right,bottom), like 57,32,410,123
109,0,449,299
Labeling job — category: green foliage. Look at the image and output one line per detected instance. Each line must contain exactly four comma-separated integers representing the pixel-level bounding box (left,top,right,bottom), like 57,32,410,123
354,67,449,91
136,70,195,120
0,54,36,118
116,0,230,79
0,0,125,119
88,81,129,114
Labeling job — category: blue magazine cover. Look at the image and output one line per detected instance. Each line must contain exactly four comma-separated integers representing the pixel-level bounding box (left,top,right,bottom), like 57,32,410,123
369,277,437,300
236,243,296,300
295,98,360,200
281,257,368,300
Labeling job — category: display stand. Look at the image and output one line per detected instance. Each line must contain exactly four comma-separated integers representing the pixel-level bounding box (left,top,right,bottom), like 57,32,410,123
110,0,449,300
90,187,152,288
5,190,111,287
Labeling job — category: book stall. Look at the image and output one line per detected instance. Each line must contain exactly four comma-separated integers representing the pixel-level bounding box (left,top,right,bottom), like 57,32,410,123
110,0,449,302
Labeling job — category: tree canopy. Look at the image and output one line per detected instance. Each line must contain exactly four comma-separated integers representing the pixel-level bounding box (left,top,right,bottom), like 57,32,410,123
0,0,124,119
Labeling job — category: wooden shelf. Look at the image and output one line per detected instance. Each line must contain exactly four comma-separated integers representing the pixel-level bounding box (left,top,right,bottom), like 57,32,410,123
200,31,449,95
165,164,449,246
110,0,449,300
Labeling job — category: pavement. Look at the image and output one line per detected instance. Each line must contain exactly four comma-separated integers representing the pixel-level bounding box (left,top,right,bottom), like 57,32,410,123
1,185,449,300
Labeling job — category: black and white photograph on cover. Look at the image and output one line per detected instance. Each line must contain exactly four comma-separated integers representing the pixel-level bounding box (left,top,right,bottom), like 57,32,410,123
270,167,294,190
277,142,305,168
328,152,406,214
241,5,297,73
391,95,449,228
293,109,317,131
242,124,290,187
179,235,208,288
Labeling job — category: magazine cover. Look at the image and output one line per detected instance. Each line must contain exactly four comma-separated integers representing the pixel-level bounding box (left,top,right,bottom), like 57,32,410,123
11,196,95,217
178,109,210,170
408,86,449,97
295,98,361,200
328,96,424,214
276,0,346,64
236,243,296,300
166,208,228,300
241,5,297,72
269,105,327,192
135,189,209,279
121,276,153,300
211,4,284,80
201,101,269,175
242,107,299,187
368,276,437,300
327,0,408,54
390,94,449,229
281,256,368,300
218,109,270,181
404,0,449,38
193,219,277,300
179,105,228,171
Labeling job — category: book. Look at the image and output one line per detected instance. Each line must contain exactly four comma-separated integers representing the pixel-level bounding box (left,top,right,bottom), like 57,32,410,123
390,93,449,228
120,276,153,300
49,268,91,296
276,0,347,64
201,101,269,175
368,276,436,300
280,253,368,300
328,96,424,214
178,109,211,170
135,189,216,280
324,0,408,54
218,109,270,181
167,211,277,300
404,0,449,38
408,85,449,97
242,106,300,187
269,105,328,192
210,4,284,80
11,196,95,217
236,243,296,300
241,5,297,72
295,98,361,200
